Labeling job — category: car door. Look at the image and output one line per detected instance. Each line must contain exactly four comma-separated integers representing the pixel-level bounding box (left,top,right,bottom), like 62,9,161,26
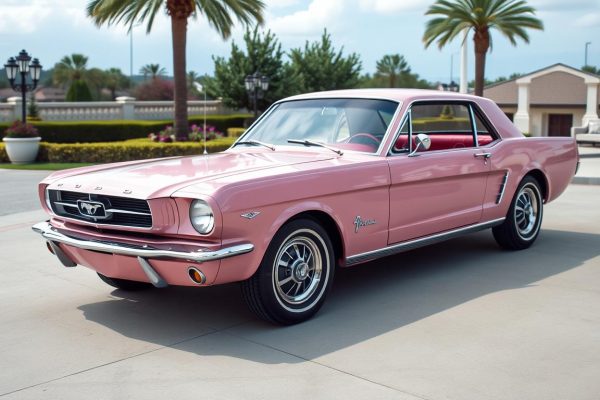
387,101,492,244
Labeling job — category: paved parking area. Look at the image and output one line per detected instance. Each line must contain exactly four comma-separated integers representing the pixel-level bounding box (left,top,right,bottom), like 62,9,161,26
0,184,599,400
0,170,50,216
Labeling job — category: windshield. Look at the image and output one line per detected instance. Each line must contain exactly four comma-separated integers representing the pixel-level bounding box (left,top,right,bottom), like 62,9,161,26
240,98,399,154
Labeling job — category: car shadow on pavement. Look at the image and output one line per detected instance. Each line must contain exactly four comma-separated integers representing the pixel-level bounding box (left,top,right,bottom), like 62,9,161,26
78,228,600,363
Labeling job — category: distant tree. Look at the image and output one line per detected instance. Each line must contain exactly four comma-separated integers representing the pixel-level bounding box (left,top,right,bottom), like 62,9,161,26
27,92,41,121
134,79,174,100
206,27,301,111
363,54,431,89
140,64,166,80
102,68,131,99
290,30,362,92
87,0,265,140
375,54,409,87
0,71,8,89
423,0,544,96
187,70,201,96
54,54,95,101
582,65,600,75
66,80,93,101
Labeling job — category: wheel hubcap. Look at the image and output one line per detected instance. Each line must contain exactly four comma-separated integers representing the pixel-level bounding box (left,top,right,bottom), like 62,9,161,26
274,237,322,305
515,185,539,238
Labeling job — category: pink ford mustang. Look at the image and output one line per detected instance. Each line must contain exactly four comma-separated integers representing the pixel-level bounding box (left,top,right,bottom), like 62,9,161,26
33,89,579,325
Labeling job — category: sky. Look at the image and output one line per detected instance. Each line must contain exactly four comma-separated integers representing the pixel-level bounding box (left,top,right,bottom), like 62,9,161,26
0,0,599,84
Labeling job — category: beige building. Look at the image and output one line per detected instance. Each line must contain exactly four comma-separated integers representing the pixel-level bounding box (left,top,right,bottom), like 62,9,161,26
483,64,600,137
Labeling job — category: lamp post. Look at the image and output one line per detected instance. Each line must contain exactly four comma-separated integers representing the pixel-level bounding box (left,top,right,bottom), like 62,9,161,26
244,72,270,119
4,50,42,123
194,82,209,155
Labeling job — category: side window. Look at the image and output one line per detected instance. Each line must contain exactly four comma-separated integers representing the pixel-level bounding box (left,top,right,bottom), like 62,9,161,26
472,109,499,146
411,103,475,150
392,117,410,153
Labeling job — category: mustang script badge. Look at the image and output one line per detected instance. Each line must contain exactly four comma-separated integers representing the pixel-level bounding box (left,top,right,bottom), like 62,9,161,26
354,216,376,233
77,200,107,219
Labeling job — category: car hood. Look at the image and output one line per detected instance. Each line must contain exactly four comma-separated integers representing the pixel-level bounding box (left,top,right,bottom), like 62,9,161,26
44,150,336,199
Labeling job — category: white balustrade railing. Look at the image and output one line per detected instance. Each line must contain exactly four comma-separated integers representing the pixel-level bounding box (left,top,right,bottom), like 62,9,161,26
0,97,230,122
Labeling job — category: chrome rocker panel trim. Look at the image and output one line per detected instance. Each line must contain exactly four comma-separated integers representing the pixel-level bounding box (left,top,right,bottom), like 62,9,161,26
32,221,254,263
346,218,506,266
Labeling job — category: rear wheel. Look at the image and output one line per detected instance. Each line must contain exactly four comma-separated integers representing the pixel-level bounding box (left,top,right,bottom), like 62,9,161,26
97,273,153,291
493,176,543,250
241,218,335,325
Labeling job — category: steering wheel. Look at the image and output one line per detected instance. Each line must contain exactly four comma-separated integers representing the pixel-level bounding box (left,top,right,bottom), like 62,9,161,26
346,133,381,148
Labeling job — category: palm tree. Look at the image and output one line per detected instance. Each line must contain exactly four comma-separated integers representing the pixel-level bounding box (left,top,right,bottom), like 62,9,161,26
140,63,166,80
53,54,95,101
53,53,90,87
103,68,131,99
87,0,265,139
423,0,543,96
376,54,409,87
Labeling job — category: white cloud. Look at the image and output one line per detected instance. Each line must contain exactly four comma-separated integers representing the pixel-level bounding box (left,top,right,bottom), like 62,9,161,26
529,0,600,12
0,3,52,34
575,13,600,28
269,0,344,36
265,0,301,9
359,0,430,14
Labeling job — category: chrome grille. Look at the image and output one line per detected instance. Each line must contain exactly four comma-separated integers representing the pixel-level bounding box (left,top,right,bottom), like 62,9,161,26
48,190,152,228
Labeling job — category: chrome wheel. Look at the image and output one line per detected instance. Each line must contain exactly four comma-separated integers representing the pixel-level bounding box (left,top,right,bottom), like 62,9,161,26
273,232,323,307
493,176,544,250
514,184,540,239
241,219,335,325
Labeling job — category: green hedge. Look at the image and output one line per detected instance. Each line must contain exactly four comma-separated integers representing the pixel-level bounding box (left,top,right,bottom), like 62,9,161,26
227,127,246,138
0,137,235,164
0,114,250,143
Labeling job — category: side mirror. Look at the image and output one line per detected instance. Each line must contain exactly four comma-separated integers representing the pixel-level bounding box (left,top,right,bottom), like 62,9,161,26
408,133,431,157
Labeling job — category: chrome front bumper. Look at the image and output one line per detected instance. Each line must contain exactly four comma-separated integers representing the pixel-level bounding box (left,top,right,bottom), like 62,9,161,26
32,221,254,263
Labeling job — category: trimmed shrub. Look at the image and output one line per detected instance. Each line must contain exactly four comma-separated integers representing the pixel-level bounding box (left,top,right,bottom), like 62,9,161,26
1,138,234,164
0,115,249,143
227,127,246,138
66,80,93,102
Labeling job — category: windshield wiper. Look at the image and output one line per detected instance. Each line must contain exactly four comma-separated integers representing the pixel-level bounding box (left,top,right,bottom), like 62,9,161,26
234,140,275,151
287,139,343,155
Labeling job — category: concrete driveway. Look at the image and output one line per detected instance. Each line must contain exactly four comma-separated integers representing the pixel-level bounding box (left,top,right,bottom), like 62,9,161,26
0,170,51,216
0,184,598,400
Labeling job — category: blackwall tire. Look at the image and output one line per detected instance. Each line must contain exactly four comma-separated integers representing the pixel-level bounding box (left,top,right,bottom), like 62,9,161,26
493,176,544,250
241,218,335,325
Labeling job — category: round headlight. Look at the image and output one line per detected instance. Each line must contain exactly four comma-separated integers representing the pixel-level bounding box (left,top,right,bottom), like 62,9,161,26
190,199,214,234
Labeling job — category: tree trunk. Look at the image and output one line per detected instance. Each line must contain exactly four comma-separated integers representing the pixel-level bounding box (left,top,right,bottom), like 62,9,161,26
171,15,189,140
473,27,490,97
474,50,486,96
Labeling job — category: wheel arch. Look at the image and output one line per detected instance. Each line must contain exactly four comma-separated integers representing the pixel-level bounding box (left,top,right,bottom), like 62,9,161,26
287,210,346,267
522,168,549,202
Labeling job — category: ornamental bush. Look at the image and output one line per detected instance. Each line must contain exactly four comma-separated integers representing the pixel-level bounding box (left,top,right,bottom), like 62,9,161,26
3,121,40,138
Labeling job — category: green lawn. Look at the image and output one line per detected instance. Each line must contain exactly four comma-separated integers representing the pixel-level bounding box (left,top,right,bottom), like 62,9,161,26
0,163,95,171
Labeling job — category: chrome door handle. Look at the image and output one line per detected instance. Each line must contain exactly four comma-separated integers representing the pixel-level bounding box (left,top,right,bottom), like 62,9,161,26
474,152,492,159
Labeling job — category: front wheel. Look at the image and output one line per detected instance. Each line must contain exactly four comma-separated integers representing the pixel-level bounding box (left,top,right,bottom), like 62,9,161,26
241,218,335,325
493,176,544,250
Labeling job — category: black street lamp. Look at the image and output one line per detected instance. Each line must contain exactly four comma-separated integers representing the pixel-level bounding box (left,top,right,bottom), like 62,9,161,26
4,50,42,123
244,71,270,118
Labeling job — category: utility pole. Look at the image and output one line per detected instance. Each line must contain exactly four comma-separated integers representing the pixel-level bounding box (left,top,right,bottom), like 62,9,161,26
585,42,591,67
460,29,468,93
